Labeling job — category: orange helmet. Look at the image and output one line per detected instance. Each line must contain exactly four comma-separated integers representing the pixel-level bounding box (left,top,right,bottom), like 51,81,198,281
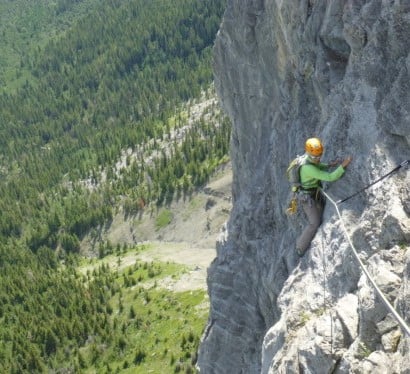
305,137,323,157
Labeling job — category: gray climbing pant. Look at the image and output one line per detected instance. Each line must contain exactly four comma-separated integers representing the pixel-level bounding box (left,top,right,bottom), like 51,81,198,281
296,192,325,253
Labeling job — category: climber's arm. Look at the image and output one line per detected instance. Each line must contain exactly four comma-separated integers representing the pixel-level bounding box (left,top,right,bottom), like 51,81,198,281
301,164,345,182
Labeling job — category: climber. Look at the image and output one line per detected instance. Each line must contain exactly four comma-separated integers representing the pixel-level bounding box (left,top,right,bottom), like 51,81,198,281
295,137,352,257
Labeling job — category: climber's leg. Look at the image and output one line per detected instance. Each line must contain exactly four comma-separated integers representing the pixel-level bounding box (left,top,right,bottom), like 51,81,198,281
296,195,323,255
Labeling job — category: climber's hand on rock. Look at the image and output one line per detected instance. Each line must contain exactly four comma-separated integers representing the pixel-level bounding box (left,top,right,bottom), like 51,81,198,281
329,158,342,167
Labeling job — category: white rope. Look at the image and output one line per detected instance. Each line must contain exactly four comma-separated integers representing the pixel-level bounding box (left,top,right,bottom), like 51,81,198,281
320,233,334,356
320,188,410,337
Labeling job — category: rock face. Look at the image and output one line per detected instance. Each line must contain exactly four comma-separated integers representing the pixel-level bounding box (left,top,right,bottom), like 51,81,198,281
197,1,410,373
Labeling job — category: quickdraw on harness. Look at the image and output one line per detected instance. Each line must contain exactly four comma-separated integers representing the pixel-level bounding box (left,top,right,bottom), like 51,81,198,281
286,198,298,215
337,159,410,204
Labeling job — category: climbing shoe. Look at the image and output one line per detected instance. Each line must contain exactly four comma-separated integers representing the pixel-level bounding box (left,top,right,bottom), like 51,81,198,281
296,248,305,257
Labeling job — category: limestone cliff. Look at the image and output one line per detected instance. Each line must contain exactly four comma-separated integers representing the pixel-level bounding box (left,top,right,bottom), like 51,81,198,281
198,1,410,373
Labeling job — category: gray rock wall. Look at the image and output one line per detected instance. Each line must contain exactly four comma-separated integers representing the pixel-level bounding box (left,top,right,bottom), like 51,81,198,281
198,1,410,373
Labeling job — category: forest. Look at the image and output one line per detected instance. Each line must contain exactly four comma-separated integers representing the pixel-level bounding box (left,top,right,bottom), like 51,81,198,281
0,0,228,372
0,0,229,252
0,242,208,373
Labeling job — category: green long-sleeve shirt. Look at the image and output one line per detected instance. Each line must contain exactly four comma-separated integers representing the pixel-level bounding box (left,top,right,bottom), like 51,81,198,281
300,156,345,190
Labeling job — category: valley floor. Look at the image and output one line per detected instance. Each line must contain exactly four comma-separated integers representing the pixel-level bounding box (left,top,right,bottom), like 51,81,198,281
81,162,232,291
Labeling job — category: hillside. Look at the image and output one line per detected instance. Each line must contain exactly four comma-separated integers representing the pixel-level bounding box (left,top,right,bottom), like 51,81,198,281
0,0,100,91
81,95,232,252
0,0,228,253
0,139,232,373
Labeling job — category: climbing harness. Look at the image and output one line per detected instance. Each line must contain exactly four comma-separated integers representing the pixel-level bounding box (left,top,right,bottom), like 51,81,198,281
321,188,410,337
337,159,410,204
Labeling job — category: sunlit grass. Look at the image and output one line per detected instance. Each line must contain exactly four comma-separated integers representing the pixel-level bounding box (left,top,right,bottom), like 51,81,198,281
155,209,173,230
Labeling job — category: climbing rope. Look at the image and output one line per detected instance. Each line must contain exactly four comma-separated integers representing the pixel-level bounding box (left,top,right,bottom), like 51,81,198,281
321,188,410,337
337,159,409,204
320,233,334,356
